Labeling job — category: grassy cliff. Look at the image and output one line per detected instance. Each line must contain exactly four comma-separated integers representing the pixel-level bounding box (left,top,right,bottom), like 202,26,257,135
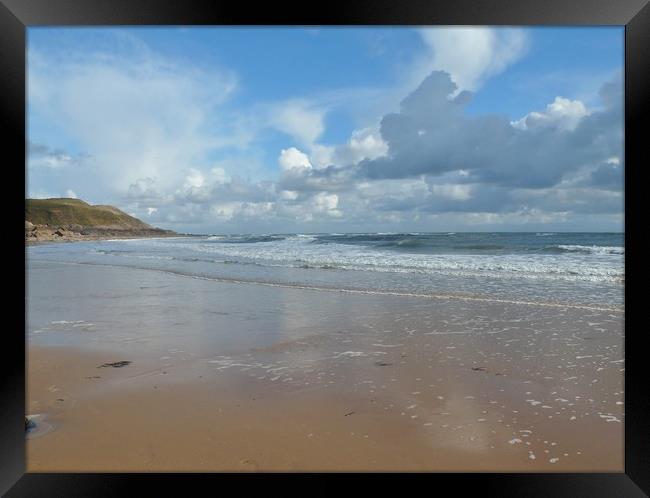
26,198,153,229
25,198,177,242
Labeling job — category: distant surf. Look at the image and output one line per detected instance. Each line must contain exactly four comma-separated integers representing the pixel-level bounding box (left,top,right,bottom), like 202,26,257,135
27,232,624,307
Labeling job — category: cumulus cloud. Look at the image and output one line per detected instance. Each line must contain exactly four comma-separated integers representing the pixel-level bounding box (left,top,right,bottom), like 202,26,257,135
274,127,389,175
350,70,623,191
184,169,206,189
332,127,389,166
511,97,590,131
278,147,313,172
415,27,529,92
277,70,622,227
312,192,340,213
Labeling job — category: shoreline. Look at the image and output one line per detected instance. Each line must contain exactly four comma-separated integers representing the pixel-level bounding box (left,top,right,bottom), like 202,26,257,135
29,258,625,314
27,261,624,472
26,232,183,245
26,234,188,246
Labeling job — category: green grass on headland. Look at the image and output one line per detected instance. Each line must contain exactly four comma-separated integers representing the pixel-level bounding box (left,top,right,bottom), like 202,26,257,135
25,198,153,229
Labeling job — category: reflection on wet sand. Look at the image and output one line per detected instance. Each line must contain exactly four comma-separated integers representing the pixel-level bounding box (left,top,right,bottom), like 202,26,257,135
27,261,623,471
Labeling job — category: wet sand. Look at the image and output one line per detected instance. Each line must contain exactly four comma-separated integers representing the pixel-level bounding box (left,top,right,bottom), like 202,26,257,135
27,261,624,471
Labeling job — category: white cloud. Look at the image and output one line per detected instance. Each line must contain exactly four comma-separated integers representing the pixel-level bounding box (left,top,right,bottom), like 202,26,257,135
278,147,313,172
65,189,78,198
312,192,342,216
334,127,388,165
429,183,472,201
279,190,299,200
208,201,275,221
184,169,205,189
312,192,339,211
268,99,326,146
239,202,275,217
210,203,237,221
416,27,528,92
210,167,228,184
279,71,622,231
28,41,238,193
275,127,388,172
512,97,590,131
309,144,336,169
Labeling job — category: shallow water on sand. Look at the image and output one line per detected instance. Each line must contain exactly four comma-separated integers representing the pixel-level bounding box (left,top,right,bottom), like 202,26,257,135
27,261,623,471
27,233,624,308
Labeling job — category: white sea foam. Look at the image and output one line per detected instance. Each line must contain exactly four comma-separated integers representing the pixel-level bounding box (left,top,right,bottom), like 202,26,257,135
182,236,624,283
598,414,621,423
333,351,368,358
557,245,624,255
31,234,625,308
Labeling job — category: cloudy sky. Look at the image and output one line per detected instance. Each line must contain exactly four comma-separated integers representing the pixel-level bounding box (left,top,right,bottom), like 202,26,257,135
27,27,624,233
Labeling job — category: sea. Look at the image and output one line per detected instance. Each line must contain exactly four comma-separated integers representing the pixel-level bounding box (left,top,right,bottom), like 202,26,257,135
27,232,624,309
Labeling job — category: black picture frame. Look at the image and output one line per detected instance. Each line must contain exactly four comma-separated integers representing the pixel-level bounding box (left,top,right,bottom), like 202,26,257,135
2,0,648,495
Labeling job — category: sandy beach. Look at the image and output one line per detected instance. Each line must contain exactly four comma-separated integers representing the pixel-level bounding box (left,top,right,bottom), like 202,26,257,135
26,260,624,472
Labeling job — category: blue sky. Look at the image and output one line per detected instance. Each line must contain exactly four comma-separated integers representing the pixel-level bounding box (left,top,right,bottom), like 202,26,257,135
27,27,624,233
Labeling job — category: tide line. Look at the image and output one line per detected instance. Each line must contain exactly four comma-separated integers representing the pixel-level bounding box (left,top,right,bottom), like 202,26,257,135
33,259,625,314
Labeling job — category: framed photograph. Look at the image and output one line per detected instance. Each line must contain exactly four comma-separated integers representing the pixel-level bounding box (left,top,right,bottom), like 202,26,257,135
2,0,648,495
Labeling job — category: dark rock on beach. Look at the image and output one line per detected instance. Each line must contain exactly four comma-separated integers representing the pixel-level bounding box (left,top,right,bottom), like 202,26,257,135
25,416,35,431
98,361,132,368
